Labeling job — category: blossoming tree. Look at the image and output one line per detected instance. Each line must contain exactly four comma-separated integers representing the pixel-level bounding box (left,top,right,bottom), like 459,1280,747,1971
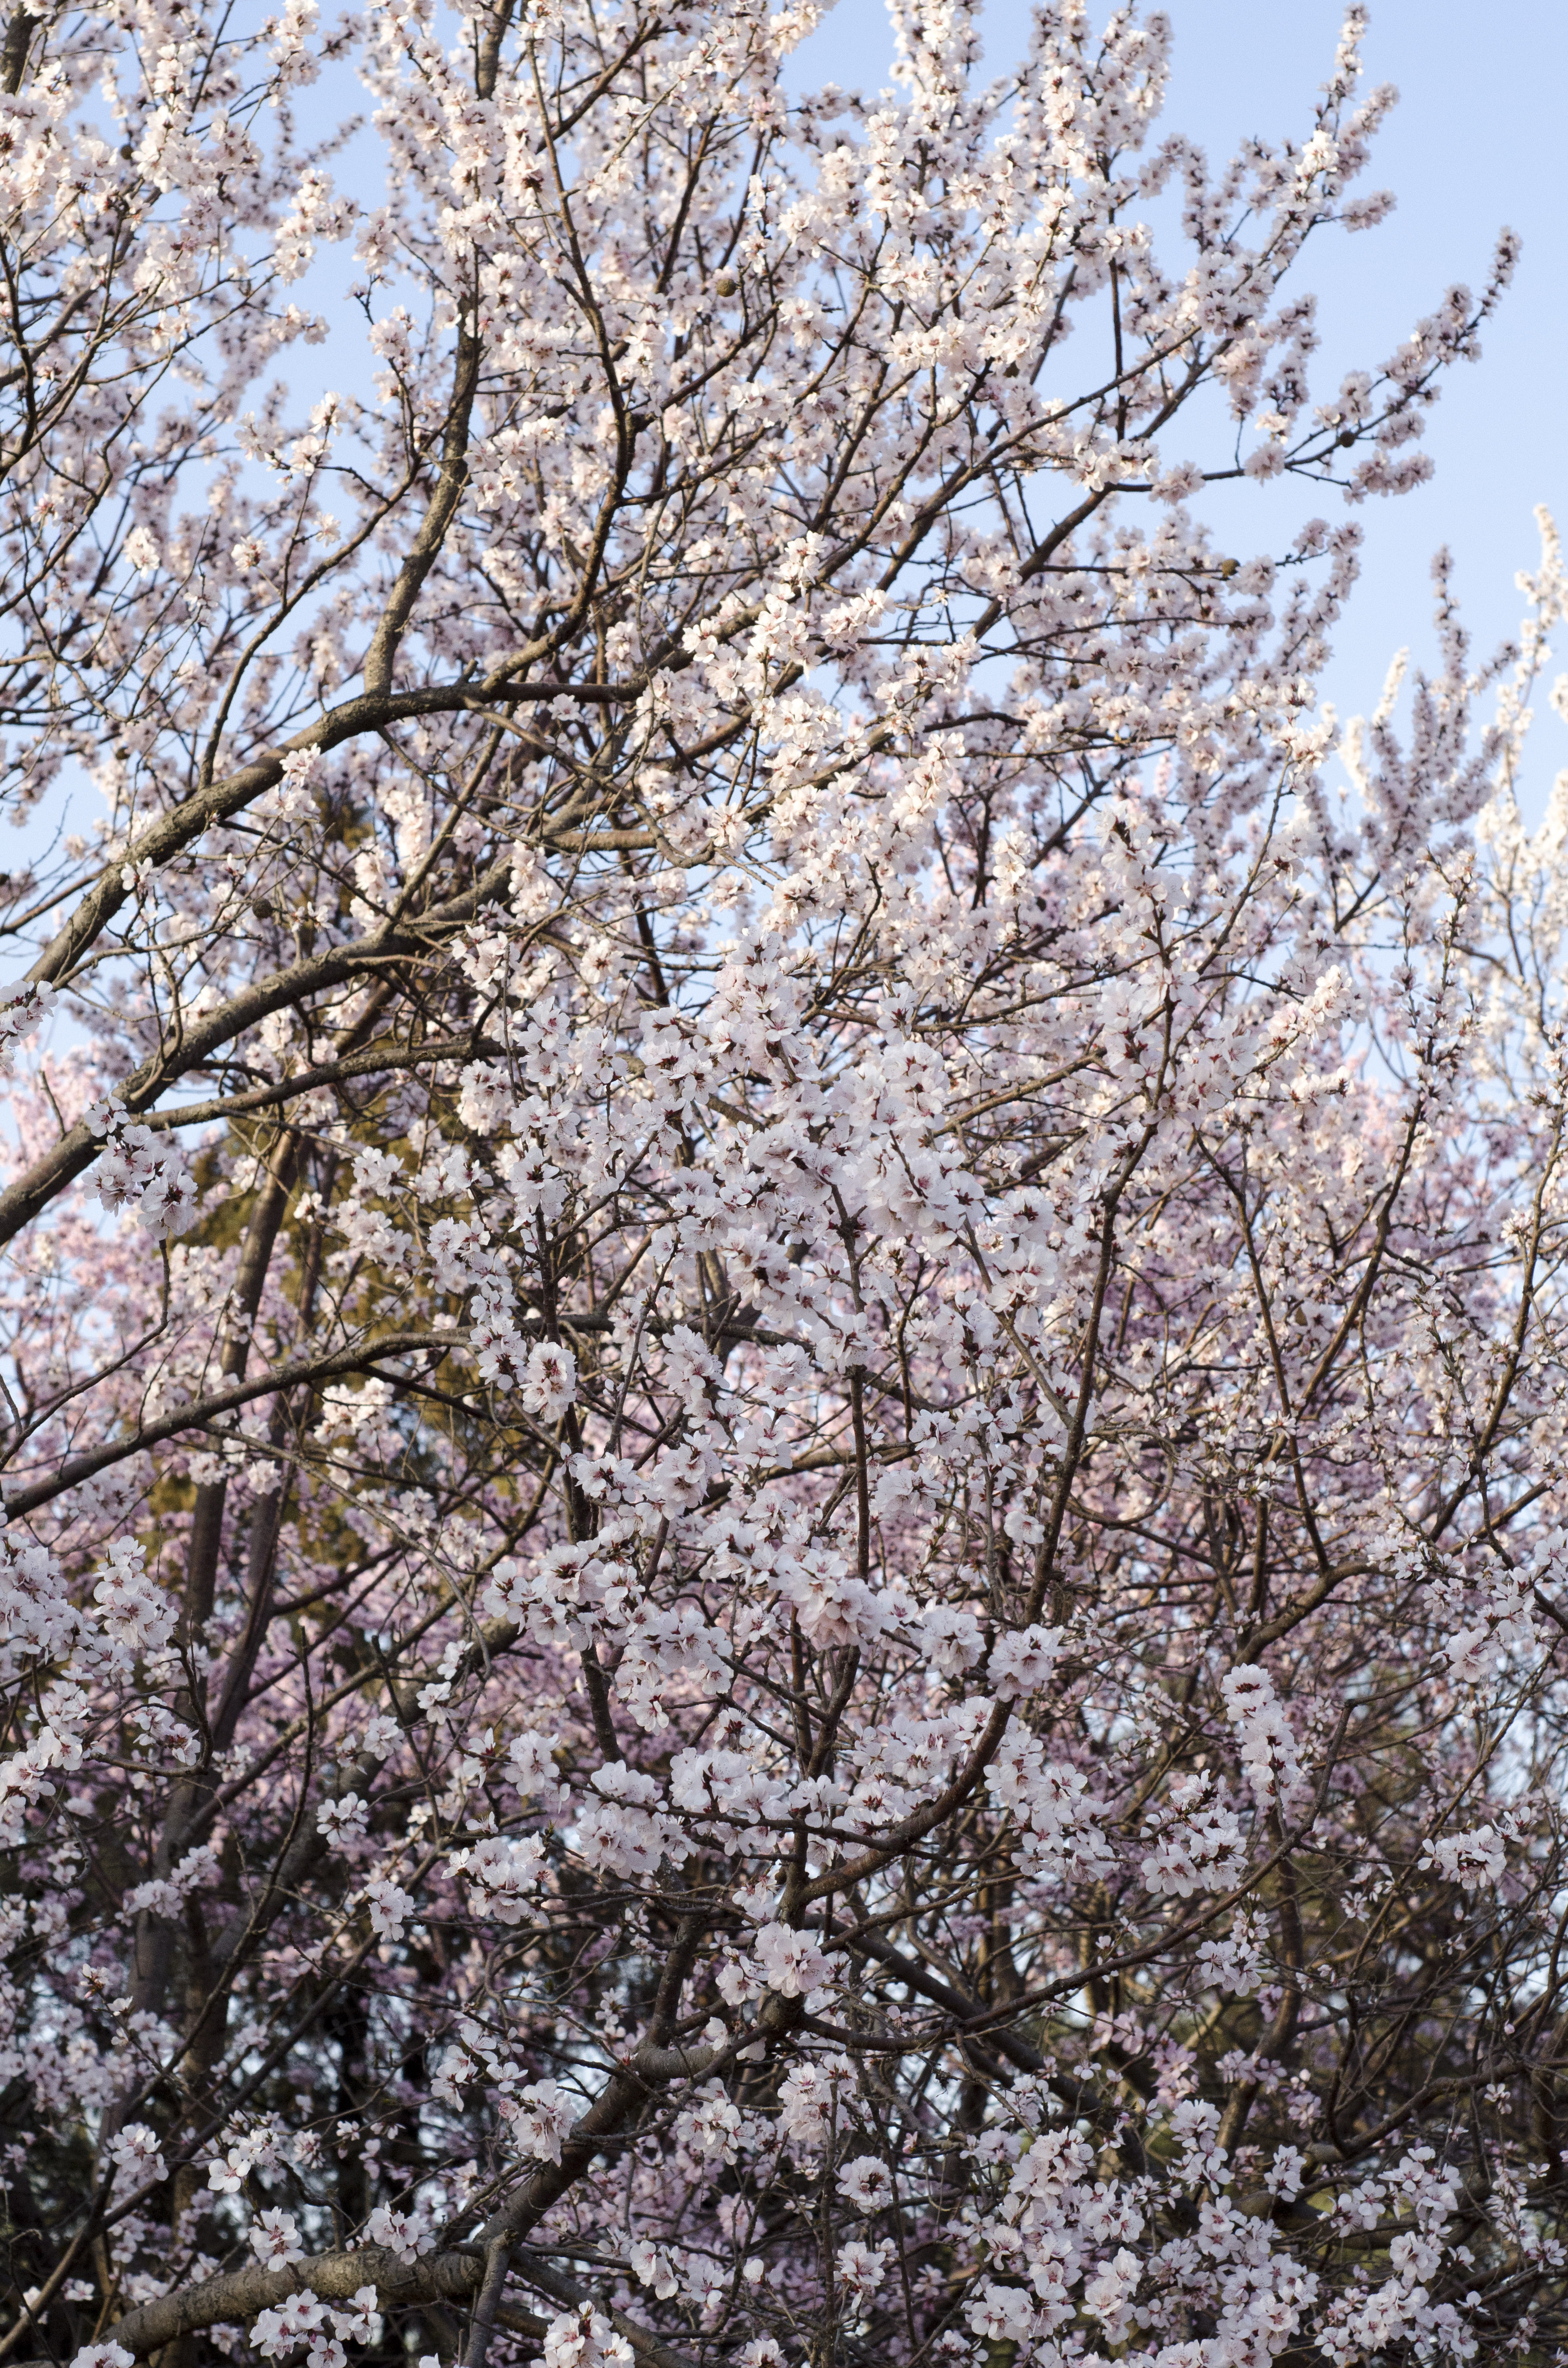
0,0,1563,2363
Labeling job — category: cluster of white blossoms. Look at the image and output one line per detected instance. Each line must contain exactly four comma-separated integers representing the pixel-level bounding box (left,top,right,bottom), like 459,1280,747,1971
0,0,1560,2363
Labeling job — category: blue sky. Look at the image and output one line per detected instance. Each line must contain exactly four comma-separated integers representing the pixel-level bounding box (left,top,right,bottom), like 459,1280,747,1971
788,0,1568,812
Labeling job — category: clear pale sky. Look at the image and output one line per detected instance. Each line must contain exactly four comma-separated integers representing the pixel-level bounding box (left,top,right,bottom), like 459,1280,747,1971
788,0,1568,813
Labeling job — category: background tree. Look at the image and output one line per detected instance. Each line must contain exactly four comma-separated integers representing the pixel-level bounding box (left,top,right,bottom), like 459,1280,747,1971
0,1,1561,2365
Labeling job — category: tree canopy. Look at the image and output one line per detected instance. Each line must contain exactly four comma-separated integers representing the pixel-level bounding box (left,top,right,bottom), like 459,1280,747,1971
0,3,1564,2366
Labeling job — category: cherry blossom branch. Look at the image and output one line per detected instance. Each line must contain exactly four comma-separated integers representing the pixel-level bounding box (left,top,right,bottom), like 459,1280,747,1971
1,1330,458,1516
